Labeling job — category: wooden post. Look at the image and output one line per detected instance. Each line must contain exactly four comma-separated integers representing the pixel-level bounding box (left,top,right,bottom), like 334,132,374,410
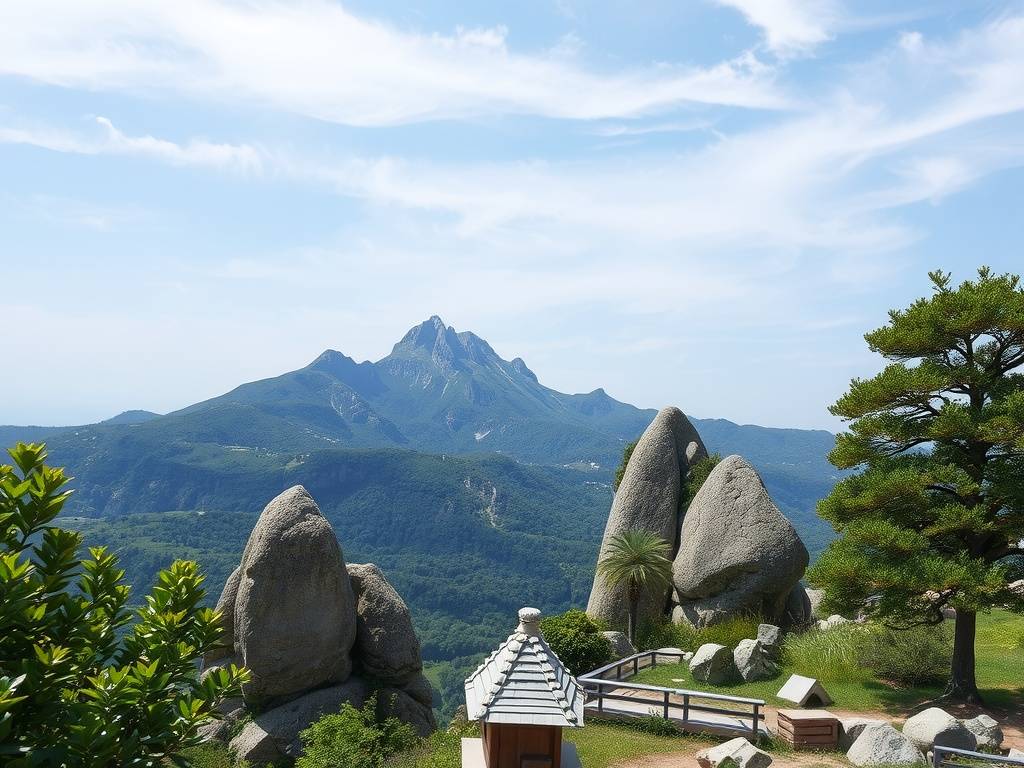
663,690,670,719
751,703,760,741
633,656,639,676
682,693,690,725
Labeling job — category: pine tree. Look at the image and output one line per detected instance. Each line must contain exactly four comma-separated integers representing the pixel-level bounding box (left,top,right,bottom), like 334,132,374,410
808,268,1024,702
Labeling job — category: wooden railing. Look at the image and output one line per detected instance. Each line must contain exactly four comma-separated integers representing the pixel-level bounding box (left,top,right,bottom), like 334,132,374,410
578,650,766,740
934,747,1024,768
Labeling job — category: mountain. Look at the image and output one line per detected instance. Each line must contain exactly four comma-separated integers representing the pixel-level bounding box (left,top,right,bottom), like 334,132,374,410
2,316,841,665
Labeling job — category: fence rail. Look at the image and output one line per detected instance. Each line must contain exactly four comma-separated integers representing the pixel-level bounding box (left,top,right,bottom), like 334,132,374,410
578,649,766,740
934,747,1024,768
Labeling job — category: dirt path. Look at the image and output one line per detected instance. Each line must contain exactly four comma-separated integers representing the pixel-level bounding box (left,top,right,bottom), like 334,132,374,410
611,702,1024,768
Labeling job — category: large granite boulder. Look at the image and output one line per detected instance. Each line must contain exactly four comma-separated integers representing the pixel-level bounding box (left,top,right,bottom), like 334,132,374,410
902,708,977,752
672,456,808,626
697,737,773,768
587,407,707,628
847,723,926,766
962,714,1002,751
377,685,437,738
347,563,423,686
689,643,735,685
602,631,637,659
839,717,887,751
733,639,778,682
204,567,240,666
234,485,358,703
254,679,369,759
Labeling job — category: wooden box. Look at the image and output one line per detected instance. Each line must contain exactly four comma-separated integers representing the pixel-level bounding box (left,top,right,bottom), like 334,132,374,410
776,709,838,749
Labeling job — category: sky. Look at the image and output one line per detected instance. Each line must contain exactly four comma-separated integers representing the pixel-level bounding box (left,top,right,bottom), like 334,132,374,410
1,1,1023,431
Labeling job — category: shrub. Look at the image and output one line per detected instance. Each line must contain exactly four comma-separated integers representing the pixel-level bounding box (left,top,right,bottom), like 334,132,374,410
637,615,762,654
540,609,613,676
856,623,952,687
782,625,868,684
613,440,638,491
0,443,247,767
628,713,680,737
681,453,722,509
297,695,420,768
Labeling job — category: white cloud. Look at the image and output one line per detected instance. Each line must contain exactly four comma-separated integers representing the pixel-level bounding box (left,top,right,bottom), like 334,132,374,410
712,0,842,56
0,116,263,173
0,0,789,125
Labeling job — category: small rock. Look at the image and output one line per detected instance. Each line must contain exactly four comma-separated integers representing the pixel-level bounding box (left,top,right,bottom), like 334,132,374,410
229,721,283,764
1007,747,1023,760
689,643,735,685
805,588,826,619
817,614,851,631
903,707,977,752
756,624,783,657
847,723,926,766
961,714,1002,751
839,718,887,751
602,630,637,659
733,639,779,682
697,737,773,768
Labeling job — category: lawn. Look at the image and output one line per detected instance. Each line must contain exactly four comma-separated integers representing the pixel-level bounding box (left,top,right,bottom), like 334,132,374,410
632,610,1024,714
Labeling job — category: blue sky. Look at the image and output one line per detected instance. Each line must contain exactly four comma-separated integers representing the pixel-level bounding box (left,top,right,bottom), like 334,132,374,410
1,1,1023,431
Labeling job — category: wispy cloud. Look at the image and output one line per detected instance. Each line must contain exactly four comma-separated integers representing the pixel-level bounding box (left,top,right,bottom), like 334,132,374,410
0,116,263,173
0,0,790,125
711,0,843,57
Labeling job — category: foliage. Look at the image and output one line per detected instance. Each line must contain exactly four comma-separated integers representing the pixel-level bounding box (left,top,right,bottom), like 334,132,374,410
636,611,1024,713
636,615,762,655
857,623,953,687
539,609,613,676
597,530,673,644
808,268,1024,701
780,625,867,684
681,453,722,509
613,440,638,491
297,695,420,768
626,714,681,737
0,442,247,767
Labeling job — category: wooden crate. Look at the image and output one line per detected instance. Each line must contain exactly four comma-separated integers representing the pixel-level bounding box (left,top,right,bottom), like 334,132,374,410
776,709,838,749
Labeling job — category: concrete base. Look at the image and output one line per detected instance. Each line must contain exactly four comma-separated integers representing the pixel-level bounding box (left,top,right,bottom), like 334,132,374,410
461,737,582,768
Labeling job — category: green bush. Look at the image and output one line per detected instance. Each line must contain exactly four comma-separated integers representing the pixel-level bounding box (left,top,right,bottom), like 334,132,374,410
297,695,420,768
627,714,680,737
0,443,247,767
540,609,614,676
637,615,762,654
781,625,868,684
856,623,952,687
613,440,639,491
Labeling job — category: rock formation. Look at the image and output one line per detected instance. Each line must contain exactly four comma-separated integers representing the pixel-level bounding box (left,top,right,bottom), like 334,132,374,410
233,486,357,702
203,485,436,762
847,723,925,766
902,708,977,753
586,409,811,633
689,643,735,684
961,714,1002,751
671,455,809,626
587,407,707,628
733,639,778,682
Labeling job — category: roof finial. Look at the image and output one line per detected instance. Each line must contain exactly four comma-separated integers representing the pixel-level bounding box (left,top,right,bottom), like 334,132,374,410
517,606,542,636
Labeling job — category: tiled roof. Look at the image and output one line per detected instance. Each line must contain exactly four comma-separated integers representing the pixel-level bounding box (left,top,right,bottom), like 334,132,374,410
464,608,584,728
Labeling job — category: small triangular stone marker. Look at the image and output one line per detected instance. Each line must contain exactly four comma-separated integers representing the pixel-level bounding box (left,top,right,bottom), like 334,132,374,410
776,674,834,706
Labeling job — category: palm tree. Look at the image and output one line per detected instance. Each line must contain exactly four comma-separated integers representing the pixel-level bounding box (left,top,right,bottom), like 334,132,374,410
597,530,673,646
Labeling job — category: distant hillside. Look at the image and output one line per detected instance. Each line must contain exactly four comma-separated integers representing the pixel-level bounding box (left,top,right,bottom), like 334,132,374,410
2,316,841,659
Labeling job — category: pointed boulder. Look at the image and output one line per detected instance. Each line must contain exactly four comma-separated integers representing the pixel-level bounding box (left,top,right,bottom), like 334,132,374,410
587,407,707,628
672,456,808,626
347,563,423,686
234,485,357,703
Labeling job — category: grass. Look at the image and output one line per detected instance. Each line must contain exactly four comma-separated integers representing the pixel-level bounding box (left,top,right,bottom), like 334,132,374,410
633,610,1024,713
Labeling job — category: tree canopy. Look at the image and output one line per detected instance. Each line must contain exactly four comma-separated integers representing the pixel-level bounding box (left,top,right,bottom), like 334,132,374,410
808,268,1024,701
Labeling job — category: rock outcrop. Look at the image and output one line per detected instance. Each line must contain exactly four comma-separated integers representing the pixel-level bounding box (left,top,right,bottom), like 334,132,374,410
697,737,773,768
671,456,808,626
733,639,778,682
587,407,707,628
602,631,637,659
347,563,422,685
756,624,783,659
204,485,436,762
234,486,357,703
689,643,735,684
847,723,925,766
902,708,977,752
962,714,1002,751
